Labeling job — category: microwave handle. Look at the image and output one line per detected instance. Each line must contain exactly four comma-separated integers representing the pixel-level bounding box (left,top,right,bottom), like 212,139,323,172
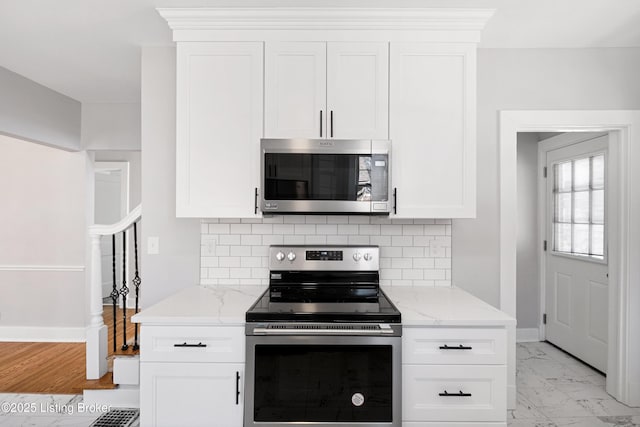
319,110,323,137
330,110,334,138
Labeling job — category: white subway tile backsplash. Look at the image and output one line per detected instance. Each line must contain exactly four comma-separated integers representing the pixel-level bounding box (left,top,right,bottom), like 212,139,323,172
241,235,262,246
359,224,380,235
326,235,349,245
209,224,230,234
348,235,370,245
252,224,273,234
230,224,252,234
200,217,452,287
305,235,327,245
219,234,241,245
294,224,316,235
338,224,359,235
219,257,241,267
316,224,338,235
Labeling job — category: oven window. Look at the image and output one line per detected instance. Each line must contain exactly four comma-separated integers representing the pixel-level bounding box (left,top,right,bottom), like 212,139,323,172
253,345,392,422
264,154,372,201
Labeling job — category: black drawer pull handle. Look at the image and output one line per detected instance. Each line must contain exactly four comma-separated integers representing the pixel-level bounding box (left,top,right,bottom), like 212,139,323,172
439,390,472,397
236,371,241,405
174,342,207,348
439,344,473,350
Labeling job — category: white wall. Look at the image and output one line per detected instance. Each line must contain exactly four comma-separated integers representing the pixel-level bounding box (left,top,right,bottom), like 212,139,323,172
140,47,200,307
0,134,87,340
0,66,81,151
453,47,640,309
82,103,141,151
516,133,540,329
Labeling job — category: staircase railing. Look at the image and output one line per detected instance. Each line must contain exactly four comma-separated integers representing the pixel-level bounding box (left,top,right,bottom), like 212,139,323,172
87,204,142,380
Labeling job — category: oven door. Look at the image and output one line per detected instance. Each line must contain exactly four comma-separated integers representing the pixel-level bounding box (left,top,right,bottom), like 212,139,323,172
260,139,391,214
245,334,401,427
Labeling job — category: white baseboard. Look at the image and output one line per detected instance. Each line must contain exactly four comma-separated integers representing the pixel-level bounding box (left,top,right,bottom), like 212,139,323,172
0,326,85,342
516,328,541,343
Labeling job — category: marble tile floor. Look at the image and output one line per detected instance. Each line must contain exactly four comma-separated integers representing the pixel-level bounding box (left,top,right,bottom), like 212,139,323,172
0,393,139,427
511,341,640,426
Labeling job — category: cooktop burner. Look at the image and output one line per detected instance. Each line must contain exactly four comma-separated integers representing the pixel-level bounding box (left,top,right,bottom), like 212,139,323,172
245,245,401,323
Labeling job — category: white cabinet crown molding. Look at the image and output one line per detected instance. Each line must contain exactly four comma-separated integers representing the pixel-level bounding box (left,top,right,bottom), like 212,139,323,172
157,7,495,32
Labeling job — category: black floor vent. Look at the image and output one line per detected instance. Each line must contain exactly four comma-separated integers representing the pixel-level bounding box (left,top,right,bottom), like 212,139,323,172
90,408,139,427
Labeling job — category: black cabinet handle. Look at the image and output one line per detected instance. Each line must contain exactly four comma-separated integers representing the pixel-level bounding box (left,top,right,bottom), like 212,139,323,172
439,390,472,397
393,188,397,214
439,344,473,350
254,187,258,214
173,342,207,348
320,110,323,137
330,110,334,138
236,371,241,405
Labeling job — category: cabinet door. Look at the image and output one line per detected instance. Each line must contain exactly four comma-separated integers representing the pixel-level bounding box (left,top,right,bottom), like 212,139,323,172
140,362,243,427
176,42,263,217
390,43,476,218
265,42,327,138
327,42,389,139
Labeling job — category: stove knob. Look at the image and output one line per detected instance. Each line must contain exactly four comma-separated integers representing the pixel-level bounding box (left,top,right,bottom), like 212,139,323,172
287,251,296,262
353,252,362,261
363,253,372,261
275,251,285,262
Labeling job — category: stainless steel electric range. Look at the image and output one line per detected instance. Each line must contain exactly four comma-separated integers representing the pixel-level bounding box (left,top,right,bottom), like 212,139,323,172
244,245,401,427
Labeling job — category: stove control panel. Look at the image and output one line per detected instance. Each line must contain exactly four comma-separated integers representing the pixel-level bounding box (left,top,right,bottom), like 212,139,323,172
269,246,379,271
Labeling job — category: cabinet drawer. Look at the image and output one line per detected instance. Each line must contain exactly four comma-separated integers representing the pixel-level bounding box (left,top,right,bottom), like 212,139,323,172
403,365,506,423
140,326,244,363
403,327,506,365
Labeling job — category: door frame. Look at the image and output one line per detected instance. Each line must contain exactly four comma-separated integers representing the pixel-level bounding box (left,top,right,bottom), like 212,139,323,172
500,110,640,407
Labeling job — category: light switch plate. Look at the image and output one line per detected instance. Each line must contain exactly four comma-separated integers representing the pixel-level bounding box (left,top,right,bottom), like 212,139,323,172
147,236,160,254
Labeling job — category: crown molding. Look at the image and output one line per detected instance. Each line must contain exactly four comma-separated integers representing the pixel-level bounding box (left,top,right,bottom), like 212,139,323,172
157,7,495,32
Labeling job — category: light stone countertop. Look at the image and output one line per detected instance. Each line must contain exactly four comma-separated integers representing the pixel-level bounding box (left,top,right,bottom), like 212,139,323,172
382,286,515,327
131,285,266,326
132,284,514,327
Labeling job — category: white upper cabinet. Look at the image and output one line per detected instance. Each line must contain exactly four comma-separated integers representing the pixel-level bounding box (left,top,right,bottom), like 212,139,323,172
265,42,326,139
265,41,389,140
327,42,389,139
176,42,263,218
390,43,476,218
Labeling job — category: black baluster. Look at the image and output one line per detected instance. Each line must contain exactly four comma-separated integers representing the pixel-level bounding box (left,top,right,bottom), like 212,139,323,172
110,235,119,353
120,230,129,351
132,222,141,351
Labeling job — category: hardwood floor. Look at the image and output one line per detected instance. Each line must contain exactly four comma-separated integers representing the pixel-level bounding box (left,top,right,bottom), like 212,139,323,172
0,307,138,394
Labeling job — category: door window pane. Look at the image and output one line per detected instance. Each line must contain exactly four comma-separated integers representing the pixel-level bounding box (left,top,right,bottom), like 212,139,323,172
592,190,604,224
552,151,606,260
555,193,572,222
555,161,572,192
574,158,590,191
555,223,572,252
592,155,605,189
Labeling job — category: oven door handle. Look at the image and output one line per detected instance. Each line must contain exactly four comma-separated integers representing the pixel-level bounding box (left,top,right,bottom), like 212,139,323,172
251,328,395,335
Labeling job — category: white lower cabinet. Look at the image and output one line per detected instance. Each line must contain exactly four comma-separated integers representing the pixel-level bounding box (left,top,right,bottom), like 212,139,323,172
139,325,245,427
140,362,243,427
403,365,506,422
402,327,508,426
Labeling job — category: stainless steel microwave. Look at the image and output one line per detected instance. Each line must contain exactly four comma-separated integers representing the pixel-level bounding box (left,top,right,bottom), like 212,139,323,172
260,139,391,214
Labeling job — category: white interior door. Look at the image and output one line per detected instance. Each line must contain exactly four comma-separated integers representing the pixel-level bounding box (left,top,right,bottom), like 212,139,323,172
545,134,608,372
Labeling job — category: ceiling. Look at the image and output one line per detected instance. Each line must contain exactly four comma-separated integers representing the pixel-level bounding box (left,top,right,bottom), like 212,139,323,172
1,0,640,104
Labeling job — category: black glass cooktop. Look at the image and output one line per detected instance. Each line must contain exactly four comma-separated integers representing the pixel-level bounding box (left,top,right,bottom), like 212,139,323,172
245,288,401,323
